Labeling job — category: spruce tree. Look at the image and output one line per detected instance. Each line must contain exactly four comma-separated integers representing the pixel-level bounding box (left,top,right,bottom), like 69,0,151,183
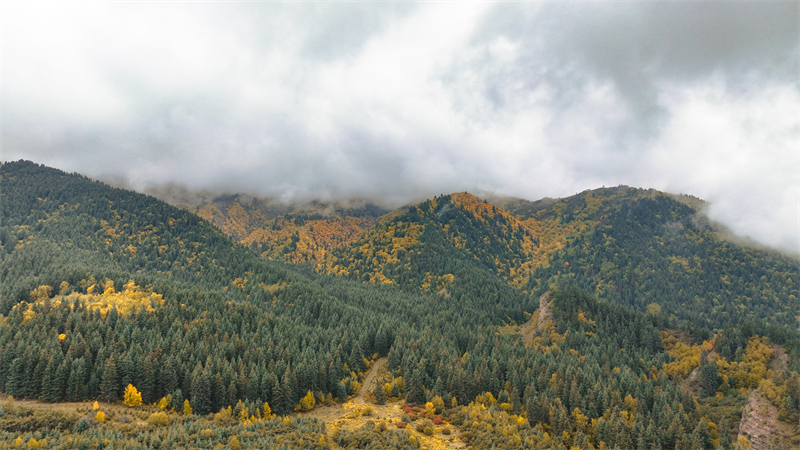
100,356,120,402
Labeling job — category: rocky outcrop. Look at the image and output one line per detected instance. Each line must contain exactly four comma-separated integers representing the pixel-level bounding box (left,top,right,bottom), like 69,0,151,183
520,291,554,346
738,389,788,450
536,291,553,332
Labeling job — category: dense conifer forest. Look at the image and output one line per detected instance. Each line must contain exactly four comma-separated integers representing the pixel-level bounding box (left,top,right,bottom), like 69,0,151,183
0,160,797,449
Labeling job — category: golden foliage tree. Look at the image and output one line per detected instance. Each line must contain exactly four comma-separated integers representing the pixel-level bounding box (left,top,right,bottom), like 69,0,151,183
263,401,272,418
123,384,142,407
296,390,316,411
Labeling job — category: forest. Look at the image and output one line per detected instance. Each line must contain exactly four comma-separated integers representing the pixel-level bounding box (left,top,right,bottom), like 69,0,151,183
0,160,797,449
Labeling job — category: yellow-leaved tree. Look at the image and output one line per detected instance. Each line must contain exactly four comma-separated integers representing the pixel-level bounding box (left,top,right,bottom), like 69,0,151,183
263,401,272,418
296,391,316,411
123,384,142,407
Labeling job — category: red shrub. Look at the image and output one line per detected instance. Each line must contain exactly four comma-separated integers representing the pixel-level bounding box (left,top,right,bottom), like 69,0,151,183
396,421,406,428
433,417,442,425
404,406,412,413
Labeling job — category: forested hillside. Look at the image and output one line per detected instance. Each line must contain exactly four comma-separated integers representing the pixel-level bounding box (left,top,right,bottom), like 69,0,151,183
523,190,799,352
1,161,797,449
182,195,387,264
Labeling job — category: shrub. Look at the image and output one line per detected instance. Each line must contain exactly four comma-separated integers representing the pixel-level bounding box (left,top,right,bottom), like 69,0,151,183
147,411,170,427
433,417,442,425
396,421,406,428
73,418,89,433
424,426,433,436
416,419,433,433
95,411,105,422
432,396,445,414
442,427,451,435
362,406,373,416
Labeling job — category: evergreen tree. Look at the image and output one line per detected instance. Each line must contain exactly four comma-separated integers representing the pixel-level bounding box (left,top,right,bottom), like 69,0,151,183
373,379,386,405
100,356,120,402
699,358,718,398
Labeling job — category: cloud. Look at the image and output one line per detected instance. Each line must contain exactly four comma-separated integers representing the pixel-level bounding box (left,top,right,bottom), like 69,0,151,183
2,2,798,253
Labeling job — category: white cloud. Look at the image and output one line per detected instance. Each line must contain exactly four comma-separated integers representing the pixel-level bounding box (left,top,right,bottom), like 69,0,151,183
2,2,798,253
647,80,799,252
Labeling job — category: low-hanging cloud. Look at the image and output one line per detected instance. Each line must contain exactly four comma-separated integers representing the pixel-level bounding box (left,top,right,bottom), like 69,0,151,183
2,2,798,254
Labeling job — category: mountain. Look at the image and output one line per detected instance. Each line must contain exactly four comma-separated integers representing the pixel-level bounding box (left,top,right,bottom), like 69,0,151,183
177,194,389,264
1,160,797,450
305,188,798,349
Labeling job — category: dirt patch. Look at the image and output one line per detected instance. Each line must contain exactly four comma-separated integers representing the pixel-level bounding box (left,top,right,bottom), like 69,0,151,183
302,359,466,449
768,345,789,373
356,357,385,402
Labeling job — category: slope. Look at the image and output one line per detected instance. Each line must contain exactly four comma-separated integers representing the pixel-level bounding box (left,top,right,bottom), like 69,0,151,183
523,189,799,343
181,195,388,264
3,161,797,450
318,192,543,291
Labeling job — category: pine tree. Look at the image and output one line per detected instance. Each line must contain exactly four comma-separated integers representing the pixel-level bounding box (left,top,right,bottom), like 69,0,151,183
42,358,69,403
374,380,386,405
699,359,718,398
99,356,119,402
66,357,87,401
4,357,24,397
404,365,421,405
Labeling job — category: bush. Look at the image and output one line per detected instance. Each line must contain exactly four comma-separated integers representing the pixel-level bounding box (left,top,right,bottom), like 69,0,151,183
424,426,433,436
0,409,78,432
147,411,170,427
416,419,433,433
442,427,451,435
362,406,373,416
433,417,442,425
396,421,406,428
73,418,89,433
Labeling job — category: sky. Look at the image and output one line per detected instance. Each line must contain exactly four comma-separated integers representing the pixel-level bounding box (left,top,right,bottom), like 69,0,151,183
3,2,798,254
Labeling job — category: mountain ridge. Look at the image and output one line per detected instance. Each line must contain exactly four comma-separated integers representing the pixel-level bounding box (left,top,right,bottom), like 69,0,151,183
1,160,798,450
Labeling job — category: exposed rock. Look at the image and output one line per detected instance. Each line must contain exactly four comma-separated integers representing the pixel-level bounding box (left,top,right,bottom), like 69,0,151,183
738,388,795,450
536,291,554,333
519,291,554,346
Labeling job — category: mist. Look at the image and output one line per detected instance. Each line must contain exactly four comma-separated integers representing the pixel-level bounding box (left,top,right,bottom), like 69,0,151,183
3,2,797,254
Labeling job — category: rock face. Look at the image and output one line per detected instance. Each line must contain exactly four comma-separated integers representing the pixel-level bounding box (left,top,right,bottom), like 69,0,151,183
536,291,554,332
519,291,554,346
738,389,784,450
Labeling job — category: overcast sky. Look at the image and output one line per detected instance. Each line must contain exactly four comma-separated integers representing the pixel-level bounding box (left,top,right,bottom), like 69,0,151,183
3,2,798,254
